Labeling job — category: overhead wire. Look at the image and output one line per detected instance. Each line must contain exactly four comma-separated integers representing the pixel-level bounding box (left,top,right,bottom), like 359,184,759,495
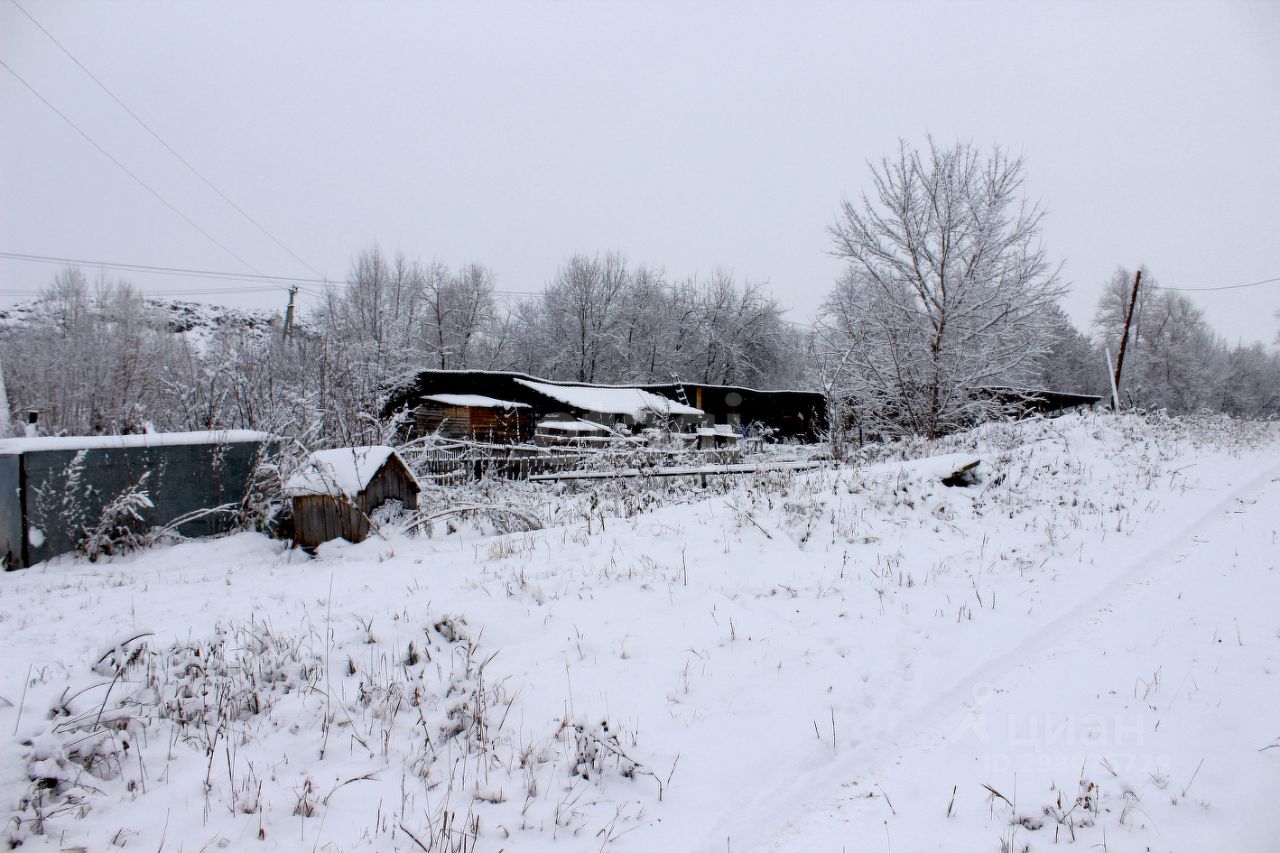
0,250,543,297
7,0,325,279
1146,275,1280,293
0,57,271,278
4,1,1274,309
4,285,283,298
3,248,1274,307
0,250,321,285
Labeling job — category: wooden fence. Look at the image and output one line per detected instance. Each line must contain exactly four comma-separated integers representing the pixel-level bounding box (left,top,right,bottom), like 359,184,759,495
405,445,746,484
527,459,824,486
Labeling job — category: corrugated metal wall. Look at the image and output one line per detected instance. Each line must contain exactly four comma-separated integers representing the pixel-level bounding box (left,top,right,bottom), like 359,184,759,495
3,439,268,569
0,454,22,568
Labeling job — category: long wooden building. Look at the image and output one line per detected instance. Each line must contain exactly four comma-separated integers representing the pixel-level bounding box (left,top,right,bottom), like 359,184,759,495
383,370,829,443
637,381,826,439
382,370,1099,447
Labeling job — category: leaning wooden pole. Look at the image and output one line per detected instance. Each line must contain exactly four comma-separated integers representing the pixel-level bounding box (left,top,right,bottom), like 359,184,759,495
1111,268,1142,410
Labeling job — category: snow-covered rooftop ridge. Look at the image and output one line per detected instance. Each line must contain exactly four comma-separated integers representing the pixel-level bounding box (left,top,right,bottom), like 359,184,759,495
401,368,821,396
536,419,619,434
696,424,742,436
423,394,530,409
515,379,703,418
0,430,273,455
284,446,418,499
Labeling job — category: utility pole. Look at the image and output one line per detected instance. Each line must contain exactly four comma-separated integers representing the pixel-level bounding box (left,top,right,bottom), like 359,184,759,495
1111,268,1142,411
282,285,298,340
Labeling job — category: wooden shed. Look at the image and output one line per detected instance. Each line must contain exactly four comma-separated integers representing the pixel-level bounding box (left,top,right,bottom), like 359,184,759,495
284,446,420,549
413,394,534,443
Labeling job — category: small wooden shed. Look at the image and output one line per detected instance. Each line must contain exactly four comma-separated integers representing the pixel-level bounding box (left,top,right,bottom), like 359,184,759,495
284,446,420,549
414,394,534,443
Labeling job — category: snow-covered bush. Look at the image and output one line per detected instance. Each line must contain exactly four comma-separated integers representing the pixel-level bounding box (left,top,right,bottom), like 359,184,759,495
9,610,657,850
77,474,155,561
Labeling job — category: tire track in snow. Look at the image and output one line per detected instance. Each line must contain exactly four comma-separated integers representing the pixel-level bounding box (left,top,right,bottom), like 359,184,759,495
706,459,1280,853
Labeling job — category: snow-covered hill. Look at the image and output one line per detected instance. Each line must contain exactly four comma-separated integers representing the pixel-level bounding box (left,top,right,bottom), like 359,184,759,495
0,298,298,348
1,412,1277,852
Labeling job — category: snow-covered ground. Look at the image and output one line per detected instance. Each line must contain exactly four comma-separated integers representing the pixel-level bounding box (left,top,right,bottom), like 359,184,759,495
2,412,1277,852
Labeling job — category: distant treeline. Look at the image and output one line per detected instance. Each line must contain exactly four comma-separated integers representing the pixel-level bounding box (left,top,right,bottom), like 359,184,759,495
1,250,1276,447
0,250,807,446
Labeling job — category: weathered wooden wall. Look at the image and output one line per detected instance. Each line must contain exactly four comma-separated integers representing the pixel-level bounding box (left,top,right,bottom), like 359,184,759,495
291,457,420,550
414,404,533,443
355,460,419,514
291,495,369,548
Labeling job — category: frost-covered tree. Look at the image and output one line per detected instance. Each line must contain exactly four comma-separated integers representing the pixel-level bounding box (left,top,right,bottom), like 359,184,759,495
819,138,1064,439
1033,303,1103,396
420,262,496,370
689,272,791,387
0,249,815,445
0,270,187,435
1093,267,1224,413
540,252,632,383
508,253,799,388
1217,342,1280,417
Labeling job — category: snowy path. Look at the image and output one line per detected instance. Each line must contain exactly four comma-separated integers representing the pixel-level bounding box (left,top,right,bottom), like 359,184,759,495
741,462,1280,852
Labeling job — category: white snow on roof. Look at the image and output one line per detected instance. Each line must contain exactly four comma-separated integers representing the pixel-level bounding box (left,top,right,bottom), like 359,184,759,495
0,430,272,455
516,379,703,418
284,446,418,499
537,419,617,434
423,394,529,409
400,368,824,396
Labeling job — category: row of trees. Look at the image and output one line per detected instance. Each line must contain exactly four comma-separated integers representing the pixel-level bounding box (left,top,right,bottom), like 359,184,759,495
508,254,804,387
0,253,806,444
0,267,347,443
326,247,806,389
2,139,1276,446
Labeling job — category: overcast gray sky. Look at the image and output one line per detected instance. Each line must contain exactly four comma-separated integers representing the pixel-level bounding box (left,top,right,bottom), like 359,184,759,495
2,0,1277,345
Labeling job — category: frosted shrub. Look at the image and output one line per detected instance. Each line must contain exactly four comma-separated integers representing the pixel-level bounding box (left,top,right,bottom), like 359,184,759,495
10,612,658,850
78,474,155,561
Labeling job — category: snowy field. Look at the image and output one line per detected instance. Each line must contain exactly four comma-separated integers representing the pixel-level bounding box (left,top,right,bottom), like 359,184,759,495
2,412,1278,852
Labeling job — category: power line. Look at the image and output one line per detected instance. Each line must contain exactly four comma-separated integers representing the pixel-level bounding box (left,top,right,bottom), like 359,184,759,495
7,0,325,279
0,250,544,297
1148,275,1280,293
0,250,322,285
5,246,1272,305
0,57,270,278
4,285,284,298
